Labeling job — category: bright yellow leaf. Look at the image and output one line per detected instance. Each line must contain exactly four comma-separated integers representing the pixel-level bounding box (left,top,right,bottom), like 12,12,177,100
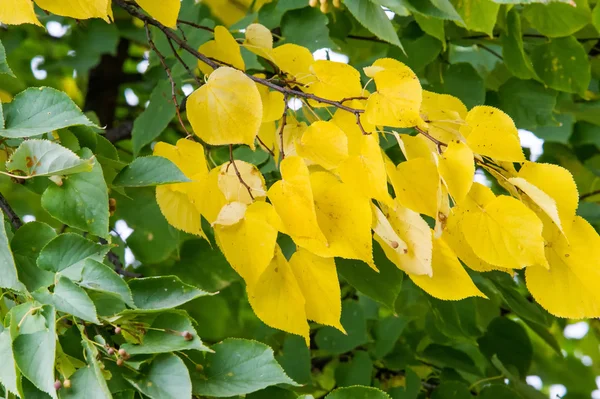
197,167,226,225
371,204,408,256
244,23,273,58
526,216,600,318
460,106,525,162
289,248,344,332
272,44,314,85
364,58,422,128
410,235,486,300
306,60,362,104
420,91,467,143
217,160,267,203
154,139,208,177
187,67,262,148
35,0,110,21
509,177,563,233
247,246,309,344
136,0,180,28
332,102,376,153
0,0,41,25
256,80,285,123
296,121,349,170
197,26,245,75
294,172,374,268
257,121,277,153
277,116,306,160
212,201,247,226
202,0,269,26
395,133,435,161
267,156,327,244
389,158,439,217
438,140,475,204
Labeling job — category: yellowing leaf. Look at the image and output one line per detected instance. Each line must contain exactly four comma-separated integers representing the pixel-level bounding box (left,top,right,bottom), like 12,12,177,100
212,201,247,226
438,140,475,204
136,0,180,28
247,246,309,344
256,81,285,123
272,44,314,85
267,156,327,244
35,0,109,21
307,60,362,103
244,23,273,58
257,121,277,153
197,26,245,75
0,0,41,25
526,217,600,318
395,133,435,161
462,195,547,269
296,121,349,170
364,58,422,128
215,202,281,287
277,116,306,160
154,139,208,178
294,172,374,268
187,67,262,148
202,0,263,27
420,91,467,143
332,103,376,153
371,204,408,256
197,167,226,225
217,160,267,203
410,235,486,300
377,202,433,276
460,106,525,162
509,177,563,233
289,248,344,332
389,158,439,217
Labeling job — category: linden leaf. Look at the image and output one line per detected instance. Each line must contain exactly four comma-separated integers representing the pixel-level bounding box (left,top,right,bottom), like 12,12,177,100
388,158,439,217
371,204,408,256
377,202,432,276
294,172,374,269
244,23,273,58
271,44,314,85
296,121,349,170
0,0,41,25
217,160,267,203
256,80,285,123
438,140,475,204
275,115,306,160
332,103,376,152
136,0,180,28
267,156,327,244
410,235,486,300
289,248,344,333
212,202,247,227
214,202,281,287
306,60,362,103
527,217,600,319
247,246,310,345
35,0,110,21
187,67,262,148
420,91,467,143
460,106,525,162
396,133,435,161
509,177,563,233
198,26,245,75
364,58,422,128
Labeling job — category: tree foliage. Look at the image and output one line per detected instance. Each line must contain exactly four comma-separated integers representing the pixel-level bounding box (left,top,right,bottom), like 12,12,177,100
1,0,600,398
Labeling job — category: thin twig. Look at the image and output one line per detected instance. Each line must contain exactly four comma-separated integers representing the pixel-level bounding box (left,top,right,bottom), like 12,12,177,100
340,96,368,103
415,126,447,148
98,238,142,278
580,189,600,201
0,191,22,230
477,43,503,60
228,145,255,200
347,35,387,44
256,136,275,157
176,19,214,32
166,36,202,86
280,93,290,160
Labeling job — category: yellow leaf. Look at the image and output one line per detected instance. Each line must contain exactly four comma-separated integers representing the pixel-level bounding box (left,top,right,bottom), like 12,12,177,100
215,202,281,287
371,204,408,256
306,60,362,104
272,43,314,85
197,167,226,225
277,116,306,160
136,0,180,28
187,67,262,148
377,202,433,276
0,90,13,103
294,172,374,268
364,58,422,128
395,133,435,161
197,26,245,75
244,23,273,58
202,0,270,27
420,91,467,143
247,246,309,344
434,182,450,238
438,140,475,204
267,156,327,244
461,194,547,269
338,134,393,204
218,160,267,203
389,158,439,217
0,0,41,25
526,216,600,318
296,121,349,170
35,0,109,21
509,177,563,233
289,248,344,332
212,201,247,226
257,121,277,153
154,139,208,178
460,106,525,162
410,235,486,300
332,102,376,153
256,81,285,123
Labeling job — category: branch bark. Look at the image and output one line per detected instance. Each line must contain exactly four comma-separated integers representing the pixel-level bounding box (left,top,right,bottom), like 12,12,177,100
0,191,22,230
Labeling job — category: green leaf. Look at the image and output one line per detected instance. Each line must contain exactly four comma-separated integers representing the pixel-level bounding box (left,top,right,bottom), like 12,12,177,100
502,9,537,80
79,259,134,306
594,2,600,31
121,312,210,355
479,385,523,399
192,338,298,397
280,7,333,52
372,316,408,359
400,0,462,21
414,14,446,45
59,366,111,399
498,78,557,130
131,80,176,155
335,350,373,388
326,386,390,399
533,112,573,143
390,34,443,73
5,139,94,178
0,210,25,291
491,356,547,399
127,354,192,399
129,276,210,310
0,329,20,396
276,335,311,385
442,62,485,109
0,87,96,138
422,344,482,375
315,300,369,354
388,368,420,399
522,0,591,38
37,233,109,274
431,381,472,399
32,275,100,324
41,148,109,238
12,305,57,399
531,36,591,95
0,39,15,78
450,0,500,36
113,156,191,187
337,240,404,310
478,317,533,378
11,221,56,292
344,0,403,48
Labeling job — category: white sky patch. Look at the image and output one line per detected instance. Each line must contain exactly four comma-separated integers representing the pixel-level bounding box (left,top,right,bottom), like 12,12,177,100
46,21,68,38
518,129,544,161
582,355,593,366
136,60,149,74
124,88,139,106
288,97,302,111
115,220,134,241
564,321,589,339
384,9,395,20
31,56,47,80
124,248,136,266
22,215,36,223
526,375,543,390
182,84,194,96
474,169,492,187
549,384,566,398
312,48,349,64
593,390,600,399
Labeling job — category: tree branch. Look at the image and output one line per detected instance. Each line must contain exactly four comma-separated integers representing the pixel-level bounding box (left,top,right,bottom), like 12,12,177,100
105,121,133,143
0,191,22,230
580,189,600,201
98,238,142,278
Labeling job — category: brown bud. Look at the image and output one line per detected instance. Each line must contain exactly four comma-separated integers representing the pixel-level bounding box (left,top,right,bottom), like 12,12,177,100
63,379,72,389
54,380,62,390
109,198,117,216
107,348,115,355
118,348,129,360
195,364,204,371
114,326,122,334
182,331,193,341
117,358,124,367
